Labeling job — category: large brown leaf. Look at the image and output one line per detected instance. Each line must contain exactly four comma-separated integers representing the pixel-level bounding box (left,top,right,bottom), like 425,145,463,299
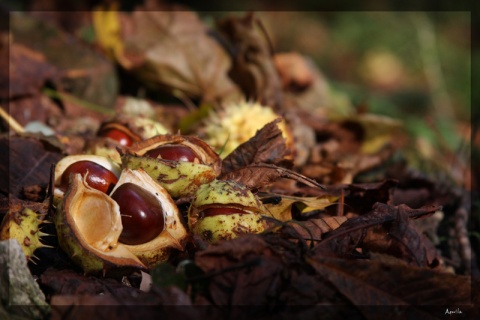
40,268,143,297
361,204,439,267
314,203,440,266
1,43,59,99
11,13,118,109
117,9,240,104
263,216,347,248
221,118,292,175
219,118,322,190
192,231,474,318
307,256,472,319
1,134,64,199
221,163,324,191
193,234,351,311
216,12,284,109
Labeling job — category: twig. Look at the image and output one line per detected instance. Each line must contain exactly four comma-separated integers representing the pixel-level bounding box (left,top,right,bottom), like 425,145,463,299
0,106,24,133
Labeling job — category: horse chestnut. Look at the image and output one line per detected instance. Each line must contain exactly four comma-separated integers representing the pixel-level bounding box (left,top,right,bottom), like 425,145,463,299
98,128,133,147
111,183,165,245
188,180,267,243
200,207,248,218
144,144,198,162
60,160,118,194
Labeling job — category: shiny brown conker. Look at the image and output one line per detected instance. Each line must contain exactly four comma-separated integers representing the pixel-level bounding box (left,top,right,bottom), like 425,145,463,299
111,183,165,245
98,128,133,147
60,160,118,194
144,144,198,162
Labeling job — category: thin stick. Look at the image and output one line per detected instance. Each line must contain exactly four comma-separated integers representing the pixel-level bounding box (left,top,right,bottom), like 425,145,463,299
0,106,24,133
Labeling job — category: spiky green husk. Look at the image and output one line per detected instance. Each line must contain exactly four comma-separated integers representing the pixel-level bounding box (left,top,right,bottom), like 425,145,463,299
0,208,51,261
202,100,292,158
122,154,217,198
188,180,266,243
55,201,146,275
54,174,146,275
192,180,264,209
191,213,265,244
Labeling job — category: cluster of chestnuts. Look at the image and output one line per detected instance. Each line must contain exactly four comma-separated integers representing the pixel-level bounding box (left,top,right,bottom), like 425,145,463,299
52,121,268,274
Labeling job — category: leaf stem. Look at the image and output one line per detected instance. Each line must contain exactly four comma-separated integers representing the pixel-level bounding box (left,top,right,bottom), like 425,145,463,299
0,106,25,133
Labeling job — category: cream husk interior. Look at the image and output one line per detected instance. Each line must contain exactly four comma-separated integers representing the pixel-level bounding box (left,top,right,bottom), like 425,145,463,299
69,174,123,251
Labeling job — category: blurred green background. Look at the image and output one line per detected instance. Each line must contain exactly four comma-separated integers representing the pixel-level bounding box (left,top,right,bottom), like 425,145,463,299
200,11,472,188
270,12,469,117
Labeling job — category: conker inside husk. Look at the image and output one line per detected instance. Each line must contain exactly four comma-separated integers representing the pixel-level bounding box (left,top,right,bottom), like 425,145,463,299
98,128,134,147
111,183,165,245
60,160,118,194
144,144,199,162
188,180,267,243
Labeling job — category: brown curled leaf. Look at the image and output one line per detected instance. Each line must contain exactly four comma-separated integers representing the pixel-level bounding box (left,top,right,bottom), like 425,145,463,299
264,216,347,247
221,163,324,191
221,118,292,175
114,8,240,104
314,202,441,266
306,256,471,312
215,12,284,109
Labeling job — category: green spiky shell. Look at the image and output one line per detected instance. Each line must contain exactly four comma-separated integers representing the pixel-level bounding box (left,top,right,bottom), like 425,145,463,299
190,214,265,244
83,137,124,164
120,134,221,198
0,207,51,261
55,169,188,274
86,115,169,163
98,115,169,141
54,174,146,275
191,180,265,209
122,154,218,198
188,180,266,243
201,100,293,158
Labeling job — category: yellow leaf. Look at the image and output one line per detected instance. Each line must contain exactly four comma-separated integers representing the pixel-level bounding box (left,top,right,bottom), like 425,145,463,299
92,3,124,62
262,194,338,222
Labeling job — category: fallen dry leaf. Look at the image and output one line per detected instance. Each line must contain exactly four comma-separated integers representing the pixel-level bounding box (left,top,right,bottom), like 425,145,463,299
306,256,471,317
11,13,118,109
314,203,440,264
2,43,59,99
216,12,284,109
221,118,293,174
1,134,64,199
261,193,339,221
114,8,240,104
